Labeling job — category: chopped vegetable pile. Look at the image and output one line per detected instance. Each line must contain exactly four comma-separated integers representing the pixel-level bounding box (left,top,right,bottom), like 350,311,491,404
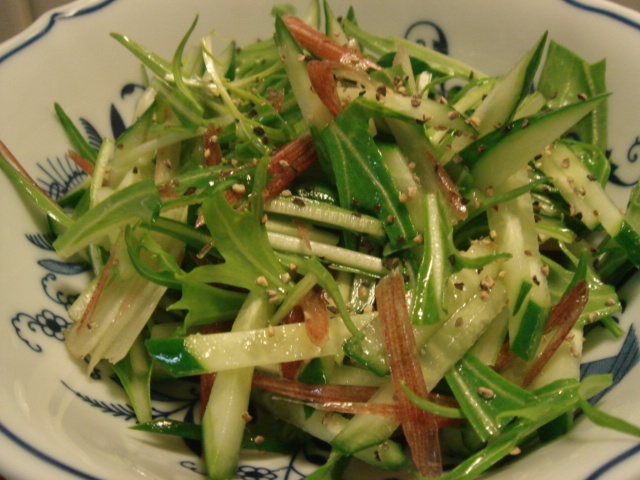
3,1,640,478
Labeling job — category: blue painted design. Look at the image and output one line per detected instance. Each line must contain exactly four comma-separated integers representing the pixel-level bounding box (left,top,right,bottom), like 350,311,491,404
608,136,640,187
585,443,640,480
41,273,79,309
0,0,118,64
80,118,103,153
0,421,101,480
110,103,127,140
562,0,640,190
236,465,279,479
580,324,640,405
62,381,138,421
180,460,205,475
11,309,72,352
38,258,91,275
25,232,56,251
404,20,448,55
562,0,640,30
36,155,87,201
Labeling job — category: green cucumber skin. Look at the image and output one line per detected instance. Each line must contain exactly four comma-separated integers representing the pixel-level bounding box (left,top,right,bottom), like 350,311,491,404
459,95,608,190
509,299,547,361
145,338,203,376
614,220,640,267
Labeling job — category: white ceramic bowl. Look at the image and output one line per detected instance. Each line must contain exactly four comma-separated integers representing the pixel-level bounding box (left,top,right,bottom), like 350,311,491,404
2,0,640,478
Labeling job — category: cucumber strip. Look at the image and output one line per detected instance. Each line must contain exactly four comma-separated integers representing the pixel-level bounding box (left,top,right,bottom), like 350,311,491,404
274,15,333,130
109,105,155,187
460,94,608,190
254,389,409,469
331,381,399,455
267,231,387,276
487,170,550,361
472,33,547,137
470,307,509,366
265,196,385,237
539,142,640,266
420,283,508,391
335,286,507,453
146,313,376,376
202,293,269,480
539,141,621,229
265,216,340,245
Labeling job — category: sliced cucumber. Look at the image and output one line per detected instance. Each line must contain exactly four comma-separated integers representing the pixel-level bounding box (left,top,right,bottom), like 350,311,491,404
460,94,608,190
487,170,550,361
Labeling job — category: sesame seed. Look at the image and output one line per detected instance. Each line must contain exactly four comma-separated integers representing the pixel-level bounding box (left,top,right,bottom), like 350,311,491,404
255,276,268,287
232,183,246,195
605,298,617,306
480,276,495,291
242,412,253,422
281,189,292,197
254,435,265,445
398,192,409,203
280,273,291,283
561,157,570,168
455,317,463,327
413,234,424,244
509,447,522,456
477,387,495,399
466,116,481,128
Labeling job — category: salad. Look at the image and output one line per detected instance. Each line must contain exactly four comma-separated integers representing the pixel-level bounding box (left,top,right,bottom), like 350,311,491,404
2,1,640,478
